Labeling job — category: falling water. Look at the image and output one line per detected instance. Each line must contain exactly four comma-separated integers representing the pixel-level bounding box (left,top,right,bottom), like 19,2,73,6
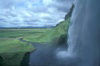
22,0,100,66
67,0,100,66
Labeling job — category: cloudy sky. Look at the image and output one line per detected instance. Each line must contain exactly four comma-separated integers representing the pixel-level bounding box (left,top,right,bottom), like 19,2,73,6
0,0,73,27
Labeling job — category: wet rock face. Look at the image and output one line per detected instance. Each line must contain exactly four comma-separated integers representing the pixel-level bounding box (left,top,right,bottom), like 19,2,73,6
21,52,30,66
65,4,74,20
0,56,3,66
68,0,100,66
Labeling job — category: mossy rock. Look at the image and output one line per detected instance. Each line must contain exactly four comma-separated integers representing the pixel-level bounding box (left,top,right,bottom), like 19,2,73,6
52,34,68,47
0,56,3,66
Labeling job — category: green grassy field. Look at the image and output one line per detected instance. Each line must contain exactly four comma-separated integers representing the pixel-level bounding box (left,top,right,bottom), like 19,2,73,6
0,18,70,43
0,18,70,66
23,18,70,43
0,38,34,66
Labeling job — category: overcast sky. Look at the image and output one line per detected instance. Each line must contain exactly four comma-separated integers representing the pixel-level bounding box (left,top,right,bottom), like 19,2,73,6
0,0,73,27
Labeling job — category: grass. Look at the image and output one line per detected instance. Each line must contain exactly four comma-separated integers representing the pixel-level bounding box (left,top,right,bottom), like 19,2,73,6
0,38,34,66
0,52,26,66
0,18,70,43
0,33,34,66
0,18,70,66
23,18,70,43
0,39,34,53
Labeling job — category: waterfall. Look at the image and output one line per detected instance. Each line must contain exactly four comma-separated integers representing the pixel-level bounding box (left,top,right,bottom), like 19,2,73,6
67,0,100,66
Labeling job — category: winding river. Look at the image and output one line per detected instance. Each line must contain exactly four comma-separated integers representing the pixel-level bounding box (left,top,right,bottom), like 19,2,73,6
19,38,79,66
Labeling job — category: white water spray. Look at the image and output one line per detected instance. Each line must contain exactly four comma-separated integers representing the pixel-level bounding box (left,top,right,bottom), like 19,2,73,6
67,0,100,66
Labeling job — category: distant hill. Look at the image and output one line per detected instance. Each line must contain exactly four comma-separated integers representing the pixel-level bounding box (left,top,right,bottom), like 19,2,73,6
0,25,55,29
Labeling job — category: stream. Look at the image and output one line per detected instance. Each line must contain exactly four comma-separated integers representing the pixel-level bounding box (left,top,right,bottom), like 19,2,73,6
19,0,100,66
19,38,79,66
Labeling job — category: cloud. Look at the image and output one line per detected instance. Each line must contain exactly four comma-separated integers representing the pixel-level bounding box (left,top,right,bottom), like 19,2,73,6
0,0,74,27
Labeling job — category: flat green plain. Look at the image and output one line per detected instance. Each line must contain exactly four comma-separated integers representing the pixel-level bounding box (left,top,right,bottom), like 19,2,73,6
0,18,69,66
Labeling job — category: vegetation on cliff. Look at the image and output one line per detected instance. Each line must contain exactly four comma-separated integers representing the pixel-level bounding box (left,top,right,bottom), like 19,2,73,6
0,4,74,66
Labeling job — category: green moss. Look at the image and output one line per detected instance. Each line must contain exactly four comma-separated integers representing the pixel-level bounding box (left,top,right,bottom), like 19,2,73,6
0,53,25,66
0,38,34,66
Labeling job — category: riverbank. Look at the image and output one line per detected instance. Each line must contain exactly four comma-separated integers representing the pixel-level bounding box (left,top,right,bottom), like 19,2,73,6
0,18,69,66
0,39,34,66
